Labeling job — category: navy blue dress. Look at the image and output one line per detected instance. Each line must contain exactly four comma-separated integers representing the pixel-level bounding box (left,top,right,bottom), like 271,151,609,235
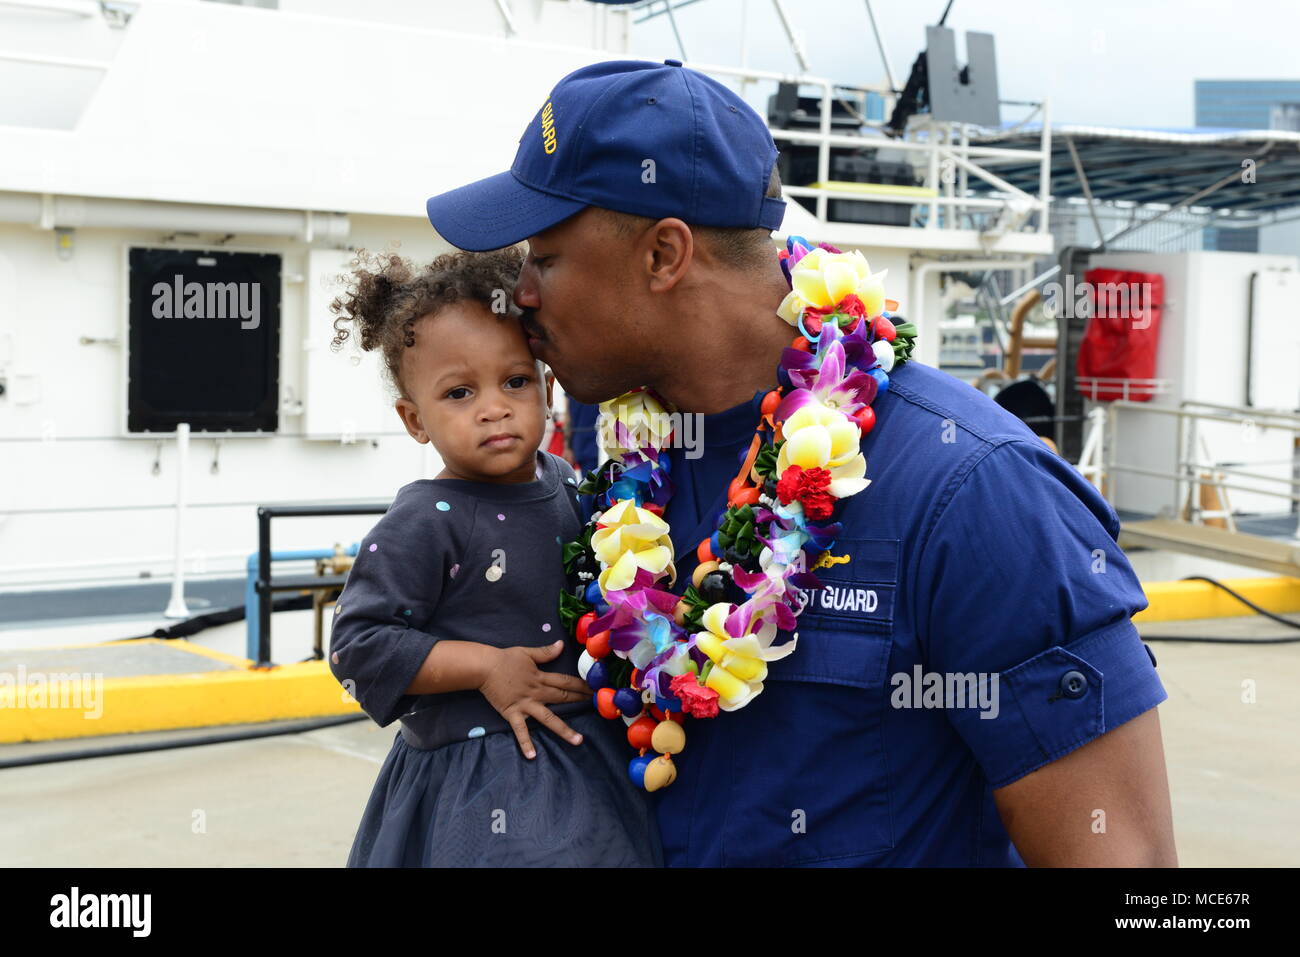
329,450,662,867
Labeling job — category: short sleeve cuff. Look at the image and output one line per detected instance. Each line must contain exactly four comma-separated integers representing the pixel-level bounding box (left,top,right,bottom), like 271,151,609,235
947,617,1168,789
368,627,442,727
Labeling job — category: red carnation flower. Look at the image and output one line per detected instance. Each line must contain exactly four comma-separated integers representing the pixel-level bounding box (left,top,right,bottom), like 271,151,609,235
669,673,720,719
776,464,805,505
800,466,832,492
797,467,834,519
777,465,835,519
801,487,835,520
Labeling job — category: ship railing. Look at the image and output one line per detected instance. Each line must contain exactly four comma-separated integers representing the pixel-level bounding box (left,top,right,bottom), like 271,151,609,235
1085,400,1300,527
686,60,1052,236
252,505,387,668
1077,377,1173,402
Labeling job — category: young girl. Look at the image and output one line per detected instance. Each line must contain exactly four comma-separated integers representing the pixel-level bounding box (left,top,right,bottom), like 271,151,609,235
327,246,661,867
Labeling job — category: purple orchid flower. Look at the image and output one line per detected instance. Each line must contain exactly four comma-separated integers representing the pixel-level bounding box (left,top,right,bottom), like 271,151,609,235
642,635,700,698
839,317,881,373
729,578,799,636
786,240,810,269
730,563,770,592
591,577,684,654
779,322,879,412
754,503,843,547
743,503,843,594
776,334,878,420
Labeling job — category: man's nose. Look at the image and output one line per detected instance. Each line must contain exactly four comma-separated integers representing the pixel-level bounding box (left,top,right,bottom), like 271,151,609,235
513,261,540,309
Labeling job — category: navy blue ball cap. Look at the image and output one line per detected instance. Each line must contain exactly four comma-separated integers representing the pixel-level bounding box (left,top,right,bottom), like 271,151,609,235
425,58,786,252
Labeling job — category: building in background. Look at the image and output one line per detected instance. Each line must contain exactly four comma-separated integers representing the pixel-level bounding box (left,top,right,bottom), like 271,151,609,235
1195,79,1300,253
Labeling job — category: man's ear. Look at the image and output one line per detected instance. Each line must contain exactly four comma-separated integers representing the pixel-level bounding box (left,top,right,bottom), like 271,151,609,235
394,397,428,443
642,218,693,294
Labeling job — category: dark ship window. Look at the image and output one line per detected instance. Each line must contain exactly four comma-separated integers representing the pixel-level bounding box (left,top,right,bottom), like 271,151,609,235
126,247,280,433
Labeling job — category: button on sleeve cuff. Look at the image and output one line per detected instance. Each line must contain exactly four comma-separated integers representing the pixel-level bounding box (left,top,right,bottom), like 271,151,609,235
945,616,1168,789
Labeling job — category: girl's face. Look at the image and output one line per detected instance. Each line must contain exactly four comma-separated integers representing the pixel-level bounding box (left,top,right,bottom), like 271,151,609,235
395,301,553,483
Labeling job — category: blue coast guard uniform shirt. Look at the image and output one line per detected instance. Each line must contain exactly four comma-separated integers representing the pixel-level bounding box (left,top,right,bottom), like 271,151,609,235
651,360,1167,867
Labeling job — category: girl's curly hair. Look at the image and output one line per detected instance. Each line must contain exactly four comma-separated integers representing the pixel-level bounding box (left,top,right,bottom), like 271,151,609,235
329,244,527,397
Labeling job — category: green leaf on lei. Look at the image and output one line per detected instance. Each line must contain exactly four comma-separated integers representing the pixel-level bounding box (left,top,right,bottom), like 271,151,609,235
561,523,596,574
891,321,918,365
717,504,764,559
752,441,780,479
575,460,615,496
559,591,592,636
679,584,710,631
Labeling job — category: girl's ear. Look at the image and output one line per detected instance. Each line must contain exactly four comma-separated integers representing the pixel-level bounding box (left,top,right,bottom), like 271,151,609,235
540,366,556,416
394,397,428,443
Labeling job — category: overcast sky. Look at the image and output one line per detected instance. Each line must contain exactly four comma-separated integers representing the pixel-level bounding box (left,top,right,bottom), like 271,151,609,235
627,0,1300,129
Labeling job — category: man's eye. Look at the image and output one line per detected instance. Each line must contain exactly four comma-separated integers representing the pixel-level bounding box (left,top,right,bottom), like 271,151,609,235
446,387,470,400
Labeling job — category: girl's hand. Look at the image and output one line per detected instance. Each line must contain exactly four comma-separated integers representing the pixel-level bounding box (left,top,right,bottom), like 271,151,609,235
479,641,592,759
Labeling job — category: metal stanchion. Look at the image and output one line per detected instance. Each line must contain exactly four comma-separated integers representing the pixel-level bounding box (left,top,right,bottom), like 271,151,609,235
163,422,190,619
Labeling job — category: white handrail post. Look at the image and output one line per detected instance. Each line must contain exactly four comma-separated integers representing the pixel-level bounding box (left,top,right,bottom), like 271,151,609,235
1107,401,1118,505
1095,407,1109,494
1173,406,1185,519
1077,407,1107,492
164,422,191,619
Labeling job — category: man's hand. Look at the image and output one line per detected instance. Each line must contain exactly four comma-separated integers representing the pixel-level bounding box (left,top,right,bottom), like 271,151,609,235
479,641,592,759
993,707,1178,866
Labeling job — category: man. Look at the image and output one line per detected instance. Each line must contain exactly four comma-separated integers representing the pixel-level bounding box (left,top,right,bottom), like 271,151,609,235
425,58,1177,866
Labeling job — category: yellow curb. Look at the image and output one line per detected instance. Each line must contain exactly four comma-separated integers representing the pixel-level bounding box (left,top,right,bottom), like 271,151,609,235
0,658,361,744
1135,577,1300,622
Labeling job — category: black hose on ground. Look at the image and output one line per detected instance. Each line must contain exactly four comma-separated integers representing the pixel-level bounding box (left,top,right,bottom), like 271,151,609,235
1140,575,1300,644
108,593,316,642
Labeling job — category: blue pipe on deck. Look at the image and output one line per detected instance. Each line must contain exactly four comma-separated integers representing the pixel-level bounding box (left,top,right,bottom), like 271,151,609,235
244,546,358,662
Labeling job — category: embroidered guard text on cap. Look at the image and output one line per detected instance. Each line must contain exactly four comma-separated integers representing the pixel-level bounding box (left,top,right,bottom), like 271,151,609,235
425,58,786,251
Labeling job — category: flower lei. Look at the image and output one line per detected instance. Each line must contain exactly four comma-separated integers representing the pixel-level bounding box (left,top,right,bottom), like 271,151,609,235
557,236,918,792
